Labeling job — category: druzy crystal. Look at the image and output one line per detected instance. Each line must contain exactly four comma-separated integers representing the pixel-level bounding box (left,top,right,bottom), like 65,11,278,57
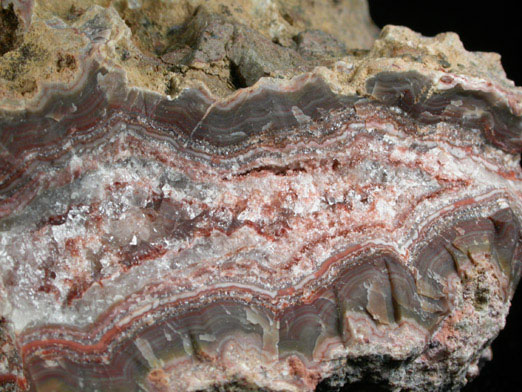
1,1,522,391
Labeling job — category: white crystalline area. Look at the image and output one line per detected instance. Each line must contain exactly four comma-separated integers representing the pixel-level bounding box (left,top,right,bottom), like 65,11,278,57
0,119,519,333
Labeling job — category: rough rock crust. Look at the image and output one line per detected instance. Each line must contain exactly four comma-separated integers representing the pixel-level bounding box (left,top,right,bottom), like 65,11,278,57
1,1,522,391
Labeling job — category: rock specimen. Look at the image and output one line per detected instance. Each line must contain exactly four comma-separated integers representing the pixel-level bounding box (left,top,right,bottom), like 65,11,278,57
1,0,522,391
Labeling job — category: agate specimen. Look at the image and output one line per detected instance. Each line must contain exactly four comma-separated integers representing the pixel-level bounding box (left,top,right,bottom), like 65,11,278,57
1,1,522,391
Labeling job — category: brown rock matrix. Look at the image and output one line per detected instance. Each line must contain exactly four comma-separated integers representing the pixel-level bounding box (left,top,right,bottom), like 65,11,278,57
1,1,521,391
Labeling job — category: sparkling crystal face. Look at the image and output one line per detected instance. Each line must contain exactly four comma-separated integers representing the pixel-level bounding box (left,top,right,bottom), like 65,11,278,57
1,1,522,391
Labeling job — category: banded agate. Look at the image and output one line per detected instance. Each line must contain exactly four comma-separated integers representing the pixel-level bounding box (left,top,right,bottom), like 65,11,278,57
1,1,522,391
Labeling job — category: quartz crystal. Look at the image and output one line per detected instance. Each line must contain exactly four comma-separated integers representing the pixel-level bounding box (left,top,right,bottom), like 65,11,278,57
1,1,521,391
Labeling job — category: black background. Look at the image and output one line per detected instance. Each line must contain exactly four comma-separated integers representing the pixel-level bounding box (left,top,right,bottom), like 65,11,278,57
367,1,522,391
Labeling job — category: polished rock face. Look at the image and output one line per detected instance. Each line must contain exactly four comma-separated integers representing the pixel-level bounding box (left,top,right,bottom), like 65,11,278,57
1,1,522,391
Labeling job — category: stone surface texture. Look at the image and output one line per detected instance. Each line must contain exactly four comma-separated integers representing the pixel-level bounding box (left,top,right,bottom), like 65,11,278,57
1,0,522,391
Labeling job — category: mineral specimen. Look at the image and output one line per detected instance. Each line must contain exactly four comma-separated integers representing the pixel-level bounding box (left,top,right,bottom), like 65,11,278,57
1,0,521,391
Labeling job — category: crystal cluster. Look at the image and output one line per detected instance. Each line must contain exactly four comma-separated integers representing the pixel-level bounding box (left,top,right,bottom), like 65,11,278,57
1,1,521,391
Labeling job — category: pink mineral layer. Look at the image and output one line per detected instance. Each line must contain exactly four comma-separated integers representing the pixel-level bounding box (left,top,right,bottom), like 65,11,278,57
1,1,522,392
